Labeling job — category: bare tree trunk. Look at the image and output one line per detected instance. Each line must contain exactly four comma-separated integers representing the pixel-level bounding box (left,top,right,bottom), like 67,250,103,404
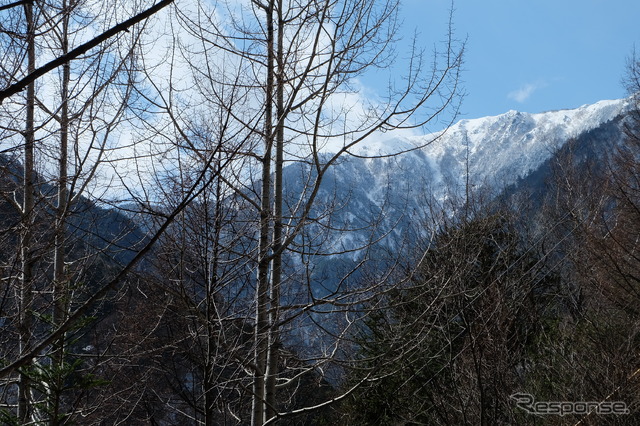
50,1,71,422
17,0,36,421
265,0,285,420
204,167,224,426
253,2,275,423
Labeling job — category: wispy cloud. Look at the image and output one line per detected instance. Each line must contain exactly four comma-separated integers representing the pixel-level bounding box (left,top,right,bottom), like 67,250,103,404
508,82,546,103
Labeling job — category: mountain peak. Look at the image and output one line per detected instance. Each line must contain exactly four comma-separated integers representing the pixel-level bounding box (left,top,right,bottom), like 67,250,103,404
328,97,629,205
415,97,629,180
298,97,631,255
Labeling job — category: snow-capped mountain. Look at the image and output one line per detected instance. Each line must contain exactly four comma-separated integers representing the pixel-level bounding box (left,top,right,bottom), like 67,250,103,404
301,98,630,259
417,98,628,190
352,98,628,198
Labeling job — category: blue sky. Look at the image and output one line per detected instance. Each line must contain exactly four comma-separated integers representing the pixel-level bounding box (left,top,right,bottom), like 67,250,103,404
385,0,640,123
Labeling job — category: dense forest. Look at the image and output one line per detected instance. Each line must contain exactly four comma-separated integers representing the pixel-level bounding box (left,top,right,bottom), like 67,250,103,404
0,0,638,425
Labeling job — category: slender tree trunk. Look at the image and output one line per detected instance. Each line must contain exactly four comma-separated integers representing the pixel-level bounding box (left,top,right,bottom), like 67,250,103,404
204,317,216,426
252,2,275,424
264,0,284,421
204,173,223,426
204,221,216,426
18,0,36,422
51,0,71,422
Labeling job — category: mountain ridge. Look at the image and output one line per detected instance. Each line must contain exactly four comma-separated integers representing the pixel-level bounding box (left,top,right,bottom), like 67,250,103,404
351,98,629,191
306,97,631,257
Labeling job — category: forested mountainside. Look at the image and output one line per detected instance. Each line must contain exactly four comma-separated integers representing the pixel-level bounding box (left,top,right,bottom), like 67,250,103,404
2,95,638,424
285,98,629,258
4,0,638,422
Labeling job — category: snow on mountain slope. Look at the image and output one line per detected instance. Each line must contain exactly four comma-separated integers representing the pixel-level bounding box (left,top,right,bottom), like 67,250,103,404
414,98,629,191
345,98,628,199
309,98,630,255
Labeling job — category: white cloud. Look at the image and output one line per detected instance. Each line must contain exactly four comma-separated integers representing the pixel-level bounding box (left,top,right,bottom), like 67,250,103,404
508,82,546,103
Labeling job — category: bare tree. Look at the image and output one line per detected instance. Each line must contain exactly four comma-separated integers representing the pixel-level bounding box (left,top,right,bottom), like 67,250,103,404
522,62,640,424
0,0,171,422
117,0,464,424
0,0,462,423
